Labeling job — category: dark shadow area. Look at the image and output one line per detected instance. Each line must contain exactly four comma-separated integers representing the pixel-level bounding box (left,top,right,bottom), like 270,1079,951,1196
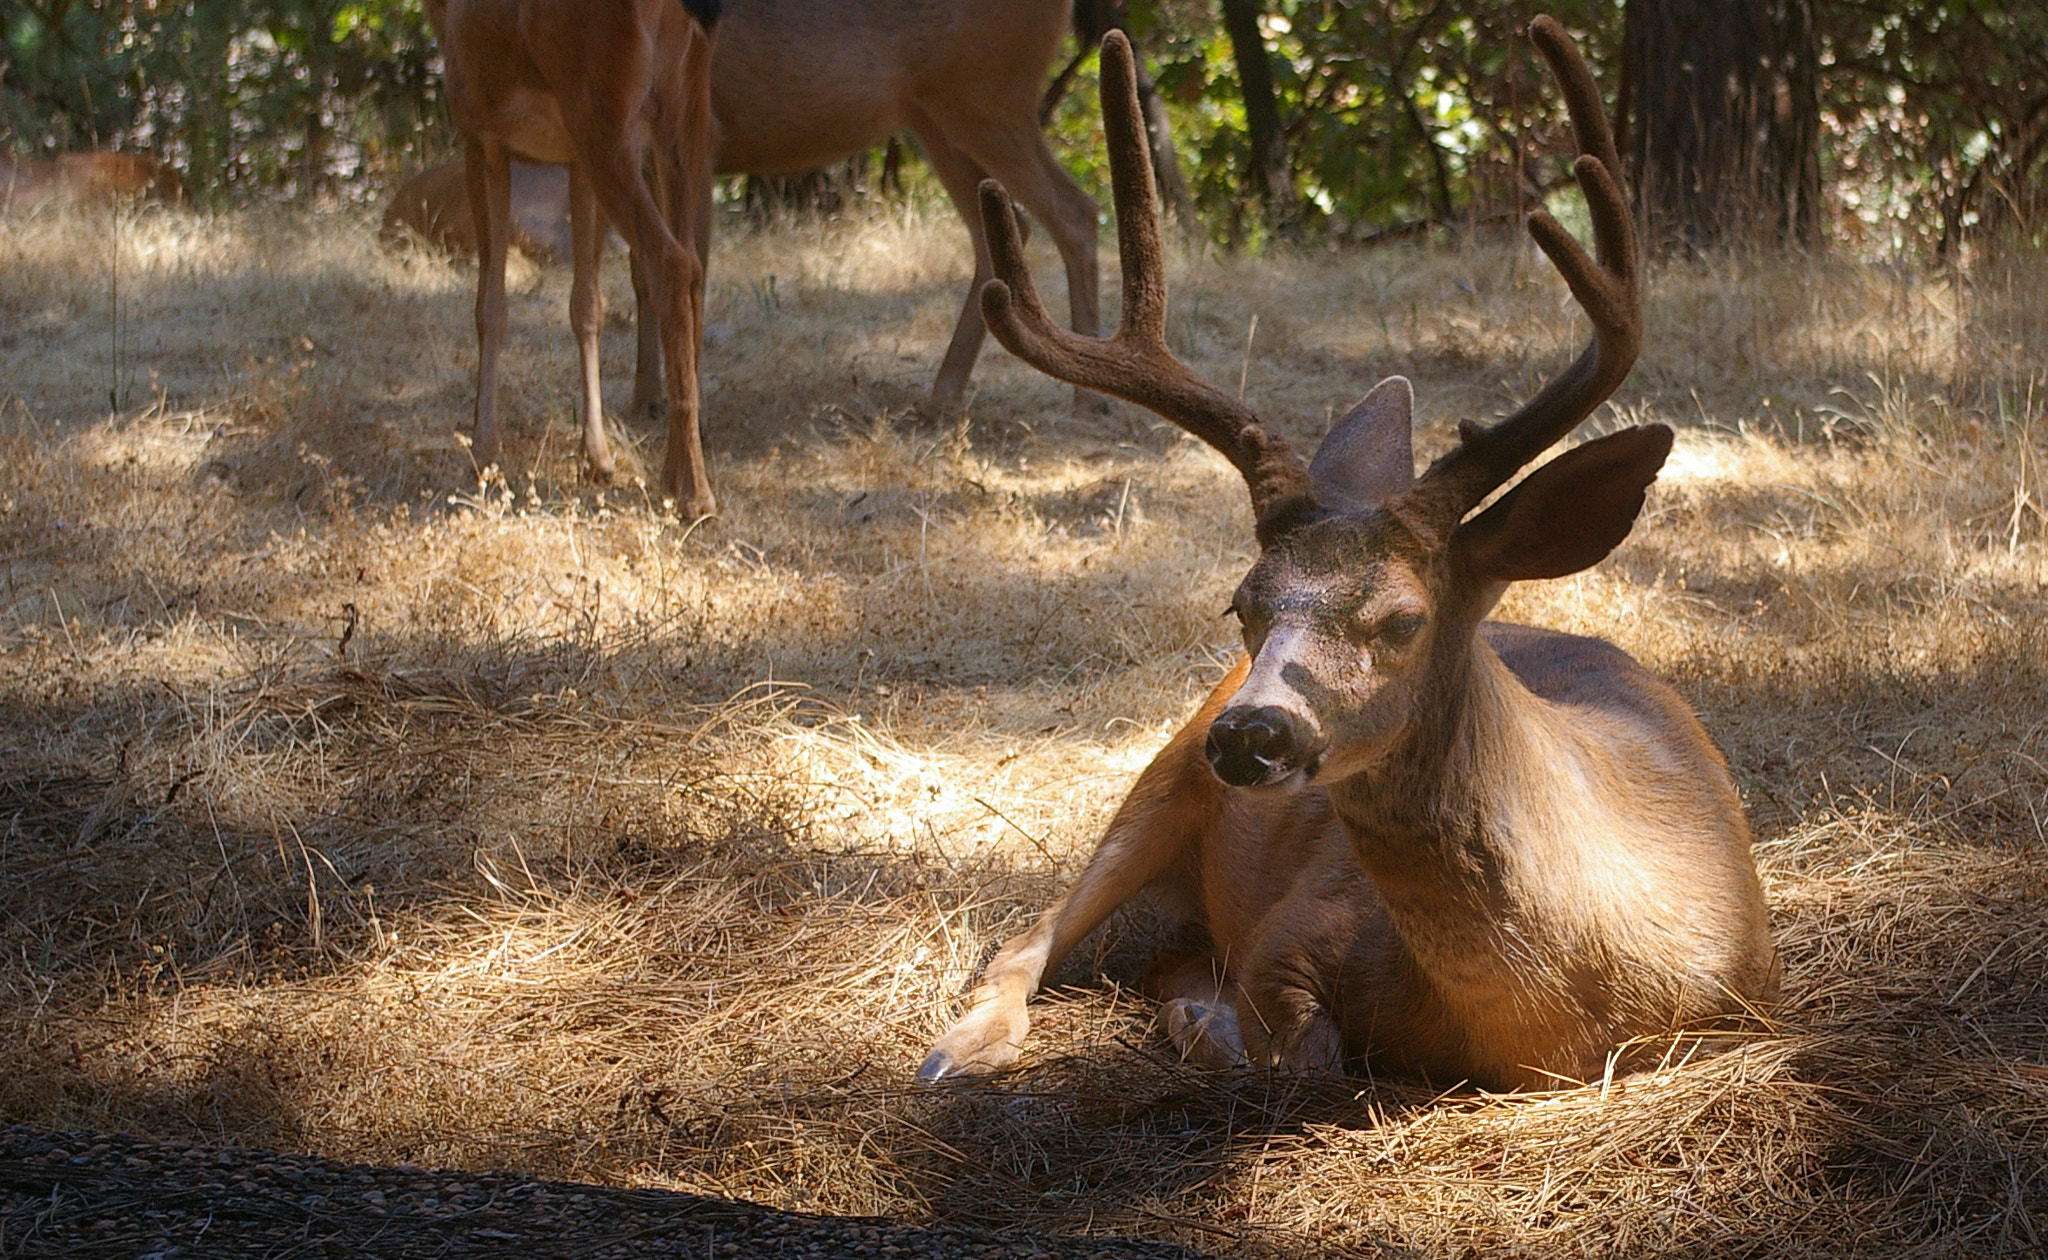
0,1124,1215,1258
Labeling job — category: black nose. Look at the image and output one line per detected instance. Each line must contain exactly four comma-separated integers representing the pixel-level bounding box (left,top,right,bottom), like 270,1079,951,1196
1206,705,1322,787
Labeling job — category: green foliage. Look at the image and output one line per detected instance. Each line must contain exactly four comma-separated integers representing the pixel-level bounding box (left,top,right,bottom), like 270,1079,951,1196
1107,1,1623,245
3,0,2041,256
1,1,441,201
1818,1,2048,254
1060,1,2044,255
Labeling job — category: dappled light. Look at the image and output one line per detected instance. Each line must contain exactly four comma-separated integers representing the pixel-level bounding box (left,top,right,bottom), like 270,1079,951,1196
6,198,2048,1254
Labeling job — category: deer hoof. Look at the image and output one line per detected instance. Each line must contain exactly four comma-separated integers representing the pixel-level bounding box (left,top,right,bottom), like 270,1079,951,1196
918,1005,1027,1082
1162,997,1248,1067
916,1047,962,1083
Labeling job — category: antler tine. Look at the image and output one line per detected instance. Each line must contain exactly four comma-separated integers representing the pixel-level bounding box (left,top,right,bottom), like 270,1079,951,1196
979,30,1312,524
1411,15,1642,528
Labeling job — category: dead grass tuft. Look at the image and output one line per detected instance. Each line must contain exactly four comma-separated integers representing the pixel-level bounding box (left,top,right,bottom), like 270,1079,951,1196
5,198,2048,1254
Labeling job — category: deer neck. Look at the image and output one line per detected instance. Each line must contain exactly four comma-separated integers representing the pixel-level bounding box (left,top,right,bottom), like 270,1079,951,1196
1323,628,1613,1038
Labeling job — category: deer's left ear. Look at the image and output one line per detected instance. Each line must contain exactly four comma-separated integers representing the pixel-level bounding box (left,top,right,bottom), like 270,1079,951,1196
1452,425,1673,581
1310,376,1415,512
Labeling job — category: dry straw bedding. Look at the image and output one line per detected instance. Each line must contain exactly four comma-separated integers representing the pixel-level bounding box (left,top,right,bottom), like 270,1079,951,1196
2,199,2048,1257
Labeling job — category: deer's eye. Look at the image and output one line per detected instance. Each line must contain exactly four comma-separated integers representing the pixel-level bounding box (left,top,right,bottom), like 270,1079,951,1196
1228,601,1269,646
1377,611,1426,645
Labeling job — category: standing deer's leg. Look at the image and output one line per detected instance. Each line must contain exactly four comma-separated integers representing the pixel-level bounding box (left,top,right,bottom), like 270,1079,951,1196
567,163,616,483
958,124,1105,416
652,22,716,516
554,143,711,513
904,114,995,418
464,136,515,468
626,151,711,427
626,251,664,422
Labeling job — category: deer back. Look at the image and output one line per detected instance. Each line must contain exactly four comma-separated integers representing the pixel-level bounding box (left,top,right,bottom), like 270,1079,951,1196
707,0,1072,174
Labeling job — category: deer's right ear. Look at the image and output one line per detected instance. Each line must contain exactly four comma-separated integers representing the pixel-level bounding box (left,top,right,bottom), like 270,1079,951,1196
1310,376,1415,513
1451,424,1673,582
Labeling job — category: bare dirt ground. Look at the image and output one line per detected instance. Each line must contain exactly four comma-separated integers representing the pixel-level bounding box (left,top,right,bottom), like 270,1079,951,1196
3,195,2047,1257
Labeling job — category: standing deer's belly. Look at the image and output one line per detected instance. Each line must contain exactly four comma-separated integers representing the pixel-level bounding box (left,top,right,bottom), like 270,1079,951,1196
708,12,914,175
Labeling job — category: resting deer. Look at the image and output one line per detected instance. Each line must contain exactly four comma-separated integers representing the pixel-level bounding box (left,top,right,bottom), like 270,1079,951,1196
0,152,188,213
429,0,720,515
381,158,576,263
921,21,1777,1093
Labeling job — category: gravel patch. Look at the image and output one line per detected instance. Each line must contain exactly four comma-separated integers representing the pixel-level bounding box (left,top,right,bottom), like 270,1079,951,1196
0,1126,1214,1259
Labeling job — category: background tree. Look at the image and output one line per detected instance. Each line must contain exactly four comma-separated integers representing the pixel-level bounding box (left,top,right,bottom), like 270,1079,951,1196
1217,0,1300,236
1,0,440,200
1623,0,1821,249
2,1,2043,259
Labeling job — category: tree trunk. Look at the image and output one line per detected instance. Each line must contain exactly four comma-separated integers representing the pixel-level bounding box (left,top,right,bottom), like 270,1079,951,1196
1043,2,1203,240
1624,0,1819,249
1218,0,1299,237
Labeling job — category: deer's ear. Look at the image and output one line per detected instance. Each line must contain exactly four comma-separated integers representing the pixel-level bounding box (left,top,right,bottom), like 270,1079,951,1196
1452,425,1673,581
1310,376,1415,512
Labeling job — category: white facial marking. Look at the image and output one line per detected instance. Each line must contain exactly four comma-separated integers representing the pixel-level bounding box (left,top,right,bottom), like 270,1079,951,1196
1236,625,1317,728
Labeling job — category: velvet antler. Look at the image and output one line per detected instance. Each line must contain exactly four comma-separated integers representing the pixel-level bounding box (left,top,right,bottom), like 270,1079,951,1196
1404,15,1642,533
977,31,1314,528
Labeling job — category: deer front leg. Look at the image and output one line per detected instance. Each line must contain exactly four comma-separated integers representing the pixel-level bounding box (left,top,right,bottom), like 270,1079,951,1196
919,837,1176,1081
1231,865,1378,1073
1150,952,1249,1068
567,164,616,483
921,661,1243,1080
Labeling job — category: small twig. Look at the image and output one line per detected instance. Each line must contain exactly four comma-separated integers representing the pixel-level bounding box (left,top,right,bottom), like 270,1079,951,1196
972,796,1058,869
335,602,359,659
1238,312,1259,400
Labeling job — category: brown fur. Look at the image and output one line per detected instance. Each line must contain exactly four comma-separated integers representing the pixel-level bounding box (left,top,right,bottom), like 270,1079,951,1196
431,0,719,514
927,620,1777,1093
0,152,188,212
923,18,1776,1093
380,159,575,262
408,2,1101,420
705,0,1100,415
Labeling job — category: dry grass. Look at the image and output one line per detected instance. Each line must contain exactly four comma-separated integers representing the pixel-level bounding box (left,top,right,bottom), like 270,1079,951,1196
4,194,2048,1257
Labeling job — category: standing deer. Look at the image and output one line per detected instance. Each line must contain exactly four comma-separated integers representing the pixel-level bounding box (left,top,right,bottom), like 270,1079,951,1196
920,21,1777,1093
429,0,720,516
696,0,1101,417
603,0,1105,421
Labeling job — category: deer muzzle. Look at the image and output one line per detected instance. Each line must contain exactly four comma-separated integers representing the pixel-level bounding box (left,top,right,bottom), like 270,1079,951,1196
1205,705,1324,788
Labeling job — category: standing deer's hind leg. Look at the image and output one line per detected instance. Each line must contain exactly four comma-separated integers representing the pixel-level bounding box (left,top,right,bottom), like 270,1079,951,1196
567,163,616,483
904,115,994,419
465,137,515,469
960,124,1105,417
645,22,716,516
565,135,712,514
626,251,664,422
